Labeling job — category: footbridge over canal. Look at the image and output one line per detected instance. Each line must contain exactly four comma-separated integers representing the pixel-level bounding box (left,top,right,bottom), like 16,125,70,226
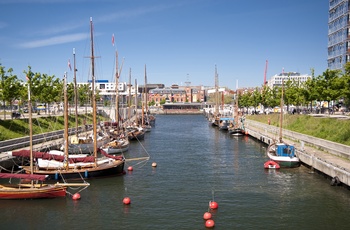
245,119,350,188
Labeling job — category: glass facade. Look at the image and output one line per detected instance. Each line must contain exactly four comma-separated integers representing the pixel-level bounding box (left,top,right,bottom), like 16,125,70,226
328,0,350,70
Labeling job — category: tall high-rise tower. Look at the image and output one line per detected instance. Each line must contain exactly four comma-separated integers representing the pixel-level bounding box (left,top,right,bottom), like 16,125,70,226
328,0,350,71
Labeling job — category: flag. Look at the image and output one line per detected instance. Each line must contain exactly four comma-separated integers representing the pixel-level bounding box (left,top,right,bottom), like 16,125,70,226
26,75,29,81
112,33,115,46
68,59,72,71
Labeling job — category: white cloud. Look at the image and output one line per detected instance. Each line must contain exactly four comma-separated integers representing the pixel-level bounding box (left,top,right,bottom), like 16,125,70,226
19,33,88,48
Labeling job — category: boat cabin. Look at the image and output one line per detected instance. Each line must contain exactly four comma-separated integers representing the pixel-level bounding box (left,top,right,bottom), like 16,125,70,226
276,143,295,157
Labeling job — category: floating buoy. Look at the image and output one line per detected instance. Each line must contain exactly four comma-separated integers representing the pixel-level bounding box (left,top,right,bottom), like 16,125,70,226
72,193,81,200
209,201,218,210
245,131,248,135
151,162,157,167
203,212,212,220
123,197,131,205
205,219,215,228
127,166,133,171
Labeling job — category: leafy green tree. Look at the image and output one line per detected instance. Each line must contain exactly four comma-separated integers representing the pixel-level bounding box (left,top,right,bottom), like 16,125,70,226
78,84,91,114
0,64,22,119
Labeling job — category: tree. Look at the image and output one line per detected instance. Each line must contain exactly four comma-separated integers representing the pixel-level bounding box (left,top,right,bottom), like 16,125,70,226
317,69,342,113
0,64,22,119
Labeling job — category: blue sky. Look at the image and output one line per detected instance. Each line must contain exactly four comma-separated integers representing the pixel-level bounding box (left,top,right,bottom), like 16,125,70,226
0,0,329,89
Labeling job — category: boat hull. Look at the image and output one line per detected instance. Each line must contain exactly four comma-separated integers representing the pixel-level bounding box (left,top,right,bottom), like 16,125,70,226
267,152,300,168
228,128,245,136
22,160,125,181
102,146,129,154
0,185,66,199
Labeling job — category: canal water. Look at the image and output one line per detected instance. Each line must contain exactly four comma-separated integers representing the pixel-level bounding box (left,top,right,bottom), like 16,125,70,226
1,114,350,229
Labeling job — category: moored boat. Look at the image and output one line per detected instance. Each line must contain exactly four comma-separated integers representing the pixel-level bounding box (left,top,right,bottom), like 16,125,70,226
264,160,280,169
266,79,300,168
266,142,300,168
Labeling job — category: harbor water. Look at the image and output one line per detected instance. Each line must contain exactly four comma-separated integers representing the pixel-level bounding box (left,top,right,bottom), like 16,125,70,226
1,114,350,229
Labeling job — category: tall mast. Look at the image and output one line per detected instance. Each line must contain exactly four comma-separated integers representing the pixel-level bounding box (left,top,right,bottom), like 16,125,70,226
214,65,219,115
73,48,78,137
27,75,33,177
115,51,119,124
128,68,132,125
134,78,138,125
144,64,148,113
64,72,69,170
279,79,284,143
89,17,98,163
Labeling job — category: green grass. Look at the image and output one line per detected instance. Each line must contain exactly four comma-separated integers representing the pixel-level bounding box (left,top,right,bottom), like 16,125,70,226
0,114,104,141
246,114,350,146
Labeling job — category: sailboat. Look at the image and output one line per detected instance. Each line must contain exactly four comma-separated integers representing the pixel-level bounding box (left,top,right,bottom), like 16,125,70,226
0,75,89,199
141,64,152,132
101,50,130,154
125,71,145,141
266,80,300,168
13,17,125,180
61,48,109,155
210,65,221,127
228,81,245,136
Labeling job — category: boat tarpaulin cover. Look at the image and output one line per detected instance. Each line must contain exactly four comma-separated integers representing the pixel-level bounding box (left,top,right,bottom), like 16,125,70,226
0,173,47,181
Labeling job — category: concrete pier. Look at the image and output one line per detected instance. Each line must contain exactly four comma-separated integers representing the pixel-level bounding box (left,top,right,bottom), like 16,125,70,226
244,119,350,187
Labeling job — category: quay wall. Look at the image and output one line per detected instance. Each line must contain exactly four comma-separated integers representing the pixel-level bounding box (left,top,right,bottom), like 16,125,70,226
244,119,350,187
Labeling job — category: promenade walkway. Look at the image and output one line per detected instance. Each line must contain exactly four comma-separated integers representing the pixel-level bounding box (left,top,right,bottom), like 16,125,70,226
245,119,350,187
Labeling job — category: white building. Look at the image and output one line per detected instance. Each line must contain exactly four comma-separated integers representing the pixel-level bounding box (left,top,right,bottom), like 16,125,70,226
77,80,138,102
267,72,311,88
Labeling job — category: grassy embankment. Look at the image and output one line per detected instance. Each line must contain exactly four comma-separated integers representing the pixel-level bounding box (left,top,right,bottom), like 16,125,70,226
246,114,350,146
0,114,99,141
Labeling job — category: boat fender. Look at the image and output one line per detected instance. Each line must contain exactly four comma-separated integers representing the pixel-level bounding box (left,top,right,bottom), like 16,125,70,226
55,172,59,180
84,170,88,178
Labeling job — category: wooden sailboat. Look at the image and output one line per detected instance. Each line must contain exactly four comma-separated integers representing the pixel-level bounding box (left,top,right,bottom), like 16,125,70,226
126,70,145,141
0,76,89,199
228,81,245,135
266,80,300,168
62,48,109,154
141,64,152,132
210,65,220,127
102,51,130,154
15,17,125,180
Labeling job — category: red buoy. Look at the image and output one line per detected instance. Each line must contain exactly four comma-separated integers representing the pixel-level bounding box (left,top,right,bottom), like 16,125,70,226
127,166,133,171
205,219,215,228
123,197,131,205
72,193,81,200
209,201,218,210
264,160,280,169
203,212,212,220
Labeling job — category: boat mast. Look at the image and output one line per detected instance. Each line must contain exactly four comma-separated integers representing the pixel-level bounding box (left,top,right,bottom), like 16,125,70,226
89,17,98,163
64,72,69,170
144,64,148,114
128,68,132,126
234,80,239,126
27,75,33,179
115,51,119,124
134,79,138,126
73,48,78,137
214,65,219,115
279,79,284,143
